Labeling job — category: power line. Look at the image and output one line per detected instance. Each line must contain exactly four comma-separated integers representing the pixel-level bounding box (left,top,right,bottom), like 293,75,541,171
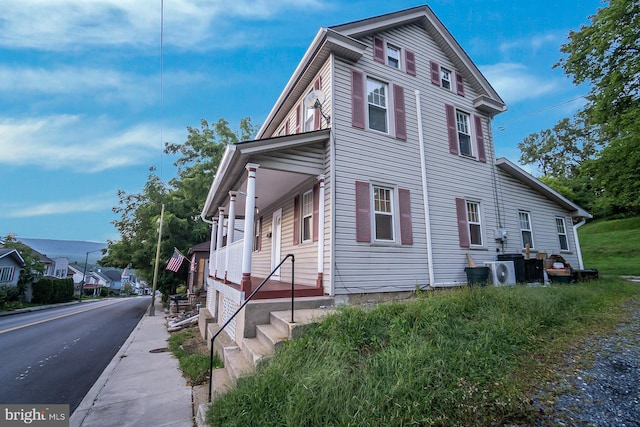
496,94,587,131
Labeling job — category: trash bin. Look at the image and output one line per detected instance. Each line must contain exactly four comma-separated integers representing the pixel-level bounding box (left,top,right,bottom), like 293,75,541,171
497,254,525,283
465,266,490,286
523,259,544,282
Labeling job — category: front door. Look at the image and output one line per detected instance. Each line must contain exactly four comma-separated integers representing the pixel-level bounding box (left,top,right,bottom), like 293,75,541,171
271,209,282,280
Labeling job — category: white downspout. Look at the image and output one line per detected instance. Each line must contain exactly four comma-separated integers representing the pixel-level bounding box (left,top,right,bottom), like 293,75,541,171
573,219,586,270
415,90,435,287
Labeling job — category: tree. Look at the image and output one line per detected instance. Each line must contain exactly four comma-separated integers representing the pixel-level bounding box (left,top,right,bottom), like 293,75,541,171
100,118,257,297
555,0,640,215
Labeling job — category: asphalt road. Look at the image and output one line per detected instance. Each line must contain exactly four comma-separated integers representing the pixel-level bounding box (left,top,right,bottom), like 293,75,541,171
0,297,150,413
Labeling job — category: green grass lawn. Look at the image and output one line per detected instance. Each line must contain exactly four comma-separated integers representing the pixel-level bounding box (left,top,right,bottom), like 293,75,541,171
579,216,640,276
206,279,640,426
203,216,640,425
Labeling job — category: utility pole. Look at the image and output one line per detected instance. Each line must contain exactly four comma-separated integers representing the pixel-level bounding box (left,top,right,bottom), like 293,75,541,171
149,203,164,316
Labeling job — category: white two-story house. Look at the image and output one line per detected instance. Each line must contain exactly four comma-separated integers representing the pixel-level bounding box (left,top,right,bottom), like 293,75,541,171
200,5,590,342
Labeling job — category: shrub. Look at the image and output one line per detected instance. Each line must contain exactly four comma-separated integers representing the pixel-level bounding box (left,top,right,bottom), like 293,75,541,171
32,278,74,304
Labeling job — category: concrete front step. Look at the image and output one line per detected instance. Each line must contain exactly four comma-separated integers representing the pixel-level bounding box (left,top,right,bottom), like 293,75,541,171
241,336,272,366
223,346,253,380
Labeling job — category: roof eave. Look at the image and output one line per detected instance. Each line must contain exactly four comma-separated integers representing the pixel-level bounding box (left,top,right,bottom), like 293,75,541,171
496,158,592,219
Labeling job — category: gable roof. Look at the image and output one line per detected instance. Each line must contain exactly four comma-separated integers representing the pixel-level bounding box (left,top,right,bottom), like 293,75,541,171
257,5,506,138
0,248,26,266
496,158,591,219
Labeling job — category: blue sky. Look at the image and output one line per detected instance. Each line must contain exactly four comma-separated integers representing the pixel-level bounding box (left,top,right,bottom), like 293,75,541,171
0,0,601,243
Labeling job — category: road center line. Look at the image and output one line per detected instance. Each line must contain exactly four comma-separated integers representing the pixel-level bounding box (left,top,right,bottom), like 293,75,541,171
0,300,127,335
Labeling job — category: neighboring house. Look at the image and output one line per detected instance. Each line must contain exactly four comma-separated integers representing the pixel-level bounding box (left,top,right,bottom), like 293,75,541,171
122,266,147,295
83,270,110,296
187,241,211,295
0,248,25,287
199,6,591,342
102,269,123,295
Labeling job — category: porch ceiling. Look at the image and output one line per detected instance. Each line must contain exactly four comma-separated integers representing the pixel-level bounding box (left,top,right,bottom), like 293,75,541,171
203,129,330,218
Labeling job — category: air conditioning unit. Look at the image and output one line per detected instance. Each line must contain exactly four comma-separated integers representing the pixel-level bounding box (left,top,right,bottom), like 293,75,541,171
484,261,516,286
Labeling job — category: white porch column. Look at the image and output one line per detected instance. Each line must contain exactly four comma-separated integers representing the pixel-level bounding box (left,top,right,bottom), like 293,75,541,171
227,191,237,243
210,219,218,278
216,208,225,280
316,174,326,288
241,163,259,293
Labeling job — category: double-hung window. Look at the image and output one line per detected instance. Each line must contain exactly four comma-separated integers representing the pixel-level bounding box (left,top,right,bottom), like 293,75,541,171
466,201,482,246
386,44,400,68
456,110,472,156
301,190,313,242
556,217,569,251
373,185,394,241
441,67,452,90
253,217,261,252
519,211,534,249
303,93,315,132
367,78,388,133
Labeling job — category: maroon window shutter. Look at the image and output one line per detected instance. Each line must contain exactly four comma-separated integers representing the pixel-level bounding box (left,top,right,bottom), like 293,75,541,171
398,188,413,245
393,84,407,140
285,120,290,135
312,183,320,242
295,103,301,133
474,115,486,163
455,72,465,96
430,61,440,85
351,70,365,129
314,77,322,130
373,36,385,63
455,198,470,248
445,104,459,155
355,181,371,242
258,216,263,251
405,50,416,76
293,195,300,245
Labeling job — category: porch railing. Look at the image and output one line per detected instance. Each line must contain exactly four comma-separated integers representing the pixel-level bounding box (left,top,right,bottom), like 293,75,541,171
210,238,244,283
208,254,295,402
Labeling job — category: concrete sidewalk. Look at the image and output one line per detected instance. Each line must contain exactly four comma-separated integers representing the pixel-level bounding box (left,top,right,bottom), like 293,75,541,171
70,299,193,427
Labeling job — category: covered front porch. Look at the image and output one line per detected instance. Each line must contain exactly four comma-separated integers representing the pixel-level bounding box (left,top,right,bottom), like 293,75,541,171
203,129,331,304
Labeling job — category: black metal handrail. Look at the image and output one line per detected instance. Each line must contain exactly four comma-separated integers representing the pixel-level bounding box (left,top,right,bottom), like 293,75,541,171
208,254,295,402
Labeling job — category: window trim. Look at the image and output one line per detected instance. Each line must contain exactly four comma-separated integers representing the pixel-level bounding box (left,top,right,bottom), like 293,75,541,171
386,43,400,69
441,67,452,90
519,211,535,250
366,77,389,134
466,200,483,247
556,217,569,251
372,184,395,242
456,109,473,157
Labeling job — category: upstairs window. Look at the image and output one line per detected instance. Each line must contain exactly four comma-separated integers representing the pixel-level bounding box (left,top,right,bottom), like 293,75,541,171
441,67,452,90
456,110,472,156
303,92,315,132
519,211,534,249
556,217,569,251
367,78,388,133
387,44,400,68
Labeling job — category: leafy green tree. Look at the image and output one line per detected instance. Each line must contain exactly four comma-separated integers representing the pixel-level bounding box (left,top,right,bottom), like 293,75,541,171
100,118,256,297
555,0,640,215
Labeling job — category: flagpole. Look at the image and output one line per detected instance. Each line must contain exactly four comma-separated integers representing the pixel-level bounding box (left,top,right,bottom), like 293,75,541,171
149,203,165,316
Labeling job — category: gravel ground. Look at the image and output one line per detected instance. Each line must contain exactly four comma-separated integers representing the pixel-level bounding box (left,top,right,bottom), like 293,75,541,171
534,296,640,426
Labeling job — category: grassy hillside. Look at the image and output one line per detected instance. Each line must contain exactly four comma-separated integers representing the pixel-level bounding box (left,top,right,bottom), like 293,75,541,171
578,216,640,276
202,217,640,425
206,279,640,426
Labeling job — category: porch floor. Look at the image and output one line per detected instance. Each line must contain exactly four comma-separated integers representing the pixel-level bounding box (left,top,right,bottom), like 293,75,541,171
218,276,324,300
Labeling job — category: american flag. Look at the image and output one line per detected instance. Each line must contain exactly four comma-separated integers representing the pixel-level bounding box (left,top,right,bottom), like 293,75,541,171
166,248,185,272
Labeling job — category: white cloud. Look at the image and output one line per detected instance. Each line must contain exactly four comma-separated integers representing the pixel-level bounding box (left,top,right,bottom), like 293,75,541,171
3,192,117,218
480,62,560,104
498,32,563,55
0,114,183,172
0,0,327,51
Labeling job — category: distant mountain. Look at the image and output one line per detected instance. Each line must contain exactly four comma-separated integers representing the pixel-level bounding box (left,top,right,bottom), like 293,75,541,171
18,238,108,264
